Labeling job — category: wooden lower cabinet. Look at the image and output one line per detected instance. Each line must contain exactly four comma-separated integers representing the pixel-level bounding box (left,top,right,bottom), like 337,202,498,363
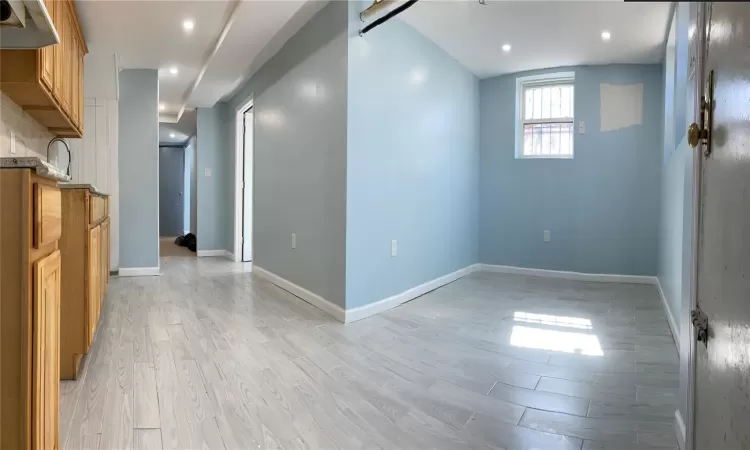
0,169,63,450
87,225,100,347
33,250,62,450
59,187,110,379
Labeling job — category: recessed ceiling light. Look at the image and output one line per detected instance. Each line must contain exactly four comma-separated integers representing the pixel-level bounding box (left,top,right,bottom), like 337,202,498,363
170,133,176,138
601,31,611,41
159,103,165,111
502,44,511,52
169,66,179,75
182,19,194,32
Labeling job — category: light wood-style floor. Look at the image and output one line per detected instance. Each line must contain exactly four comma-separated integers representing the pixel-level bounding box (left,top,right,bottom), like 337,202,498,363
159,237,196,258
60,256,679,450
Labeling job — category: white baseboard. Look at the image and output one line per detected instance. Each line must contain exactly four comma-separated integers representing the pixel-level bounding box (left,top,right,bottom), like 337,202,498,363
253,264,482,324
657,279,680,345
253,262,665,325
118,267,160,277
345,264,482,323
252,266,346,323
675,409,686,450
479,264,658,285
197,249,233,260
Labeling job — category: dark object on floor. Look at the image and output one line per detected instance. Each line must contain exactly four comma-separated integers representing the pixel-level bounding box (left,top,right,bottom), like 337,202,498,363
183,233,197,252
175,233,197,252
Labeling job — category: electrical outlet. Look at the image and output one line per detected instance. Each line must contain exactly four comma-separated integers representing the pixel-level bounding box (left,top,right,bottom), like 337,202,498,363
10,131,16,154
544,230,551,242
292,233,296,249
391,240,397,257
204,168,212,177
578,121,585,134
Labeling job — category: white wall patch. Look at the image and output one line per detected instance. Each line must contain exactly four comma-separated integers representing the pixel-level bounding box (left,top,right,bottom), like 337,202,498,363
600,83,643,132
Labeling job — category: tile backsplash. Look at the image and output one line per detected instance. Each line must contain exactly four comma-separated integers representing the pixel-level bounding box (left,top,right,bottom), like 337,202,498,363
0,92,61,167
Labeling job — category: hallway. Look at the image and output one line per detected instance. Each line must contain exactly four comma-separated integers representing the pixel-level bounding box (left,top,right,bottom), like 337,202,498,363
59,257,678,450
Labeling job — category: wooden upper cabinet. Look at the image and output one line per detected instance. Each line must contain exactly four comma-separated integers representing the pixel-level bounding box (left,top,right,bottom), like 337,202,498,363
52,0,65,107
0,0,87,138
60,3,72,115
39,0,55,92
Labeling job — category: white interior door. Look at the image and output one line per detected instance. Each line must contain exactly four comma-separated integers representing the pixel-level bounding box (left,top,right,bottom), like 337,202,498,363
693,2,750,448
242,108,253,262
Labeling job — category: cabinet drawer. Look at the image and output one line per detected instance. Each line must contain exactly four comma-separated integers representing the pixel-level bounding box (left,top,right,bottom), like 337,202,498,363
89,195,106,224
34,184,62,248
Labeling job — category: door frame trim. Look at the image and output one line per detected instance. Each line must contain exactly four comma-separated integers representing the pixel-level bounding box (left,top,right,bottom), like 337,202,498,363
233,96,255,263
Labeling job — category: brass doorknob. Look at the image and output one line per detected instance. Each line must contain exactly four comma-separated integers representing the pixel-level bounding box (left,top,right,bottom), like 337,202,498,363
688,123,702,148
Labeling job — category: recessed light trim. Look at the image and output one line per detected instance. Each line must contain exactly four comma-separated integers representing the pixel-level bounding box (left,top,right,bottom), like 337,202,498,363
170,133,176,138
159,103,166,111
601,31,611,41
169,66,179,75
182,19,194,32
502,44,511,52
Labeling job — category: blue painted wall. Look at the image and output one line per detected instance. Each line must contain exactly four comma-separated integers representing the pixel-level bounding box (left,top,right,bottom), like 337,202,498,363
659,3,691,334
196,104,233,252
479,64,663,276
656,1,693,424
118,69,160,269
345,6,480,309
225,1,349,306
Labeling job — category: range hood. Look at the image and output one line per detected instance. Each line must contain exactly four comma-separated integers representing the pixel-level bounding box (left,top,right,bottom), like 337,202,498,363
0,0,59,49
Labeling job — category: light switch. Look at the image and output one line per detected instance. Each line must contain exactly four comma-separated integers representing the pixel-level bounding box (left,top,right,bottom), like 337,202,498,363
292,233,297,249
578,121,585,134
391,240,397,257
204,168,212,177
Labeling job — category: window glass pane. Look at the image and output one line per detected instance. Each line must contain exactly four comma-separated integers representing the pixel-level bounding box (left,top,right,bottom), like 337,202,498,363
560,86,570,119
541,87,550,119
523,123,573,157
551,87,561,118
550,124,560,155
524,125,532,155
525,88,533,120
533,88,542,120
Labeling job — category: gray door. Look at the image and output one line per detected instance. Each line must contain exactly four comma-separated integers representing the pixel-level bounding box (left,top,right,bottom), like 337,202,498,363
693,2,750,448
159,147,185,237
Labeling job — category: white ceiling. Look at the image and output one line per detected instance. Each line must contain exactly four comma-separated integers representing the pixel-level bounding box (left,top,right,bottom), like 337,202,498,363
159,110,197,146
76,0,328,122
399,0,672,79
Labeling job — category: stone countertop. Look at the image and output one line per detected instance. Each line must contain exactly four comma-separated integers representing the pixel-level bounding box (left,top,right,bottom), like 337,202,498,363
58,183,110,196
0,157,71,182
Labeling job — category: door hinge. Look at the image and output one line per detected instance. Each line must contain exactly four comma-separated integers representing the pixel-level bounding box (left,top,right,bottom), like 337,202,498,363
691,307,709,347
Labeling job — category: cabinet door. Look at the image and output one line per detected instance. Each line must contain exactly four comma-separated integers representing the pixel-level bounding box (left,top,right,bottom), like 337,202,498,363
33,250,61,450
39,0,55,91
77,46,84,132
100,220,107,300
70,34,79,128
52,0,65,106
61,5,72,115
87,225,100,347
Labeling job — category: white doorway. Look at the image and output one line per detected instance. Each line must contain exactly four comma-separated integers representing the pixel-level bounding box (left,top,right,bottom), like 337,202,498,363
241,108,253,262
233,97,254,262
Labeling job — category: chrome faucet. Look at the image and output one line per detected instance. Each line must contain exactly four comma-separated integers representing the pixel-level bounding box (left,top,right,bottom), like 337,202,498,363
46,137,71,177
